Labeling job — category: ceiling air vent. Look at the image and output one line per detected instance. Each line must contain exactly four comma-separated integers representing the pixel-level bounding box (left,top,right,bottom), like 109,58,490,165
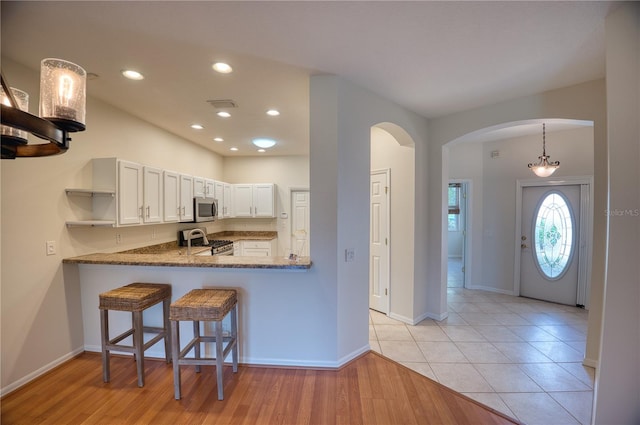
207,99,238,109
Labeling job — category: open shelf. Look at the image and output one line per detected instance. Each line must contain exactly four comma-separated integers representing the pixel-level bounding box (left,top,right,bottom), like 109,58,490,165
65,188,115,197
65,220,116,228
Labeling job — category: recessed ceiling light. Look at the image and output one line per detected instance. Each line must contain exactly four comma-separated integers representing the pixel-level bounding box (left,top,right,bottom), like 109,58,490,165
258,149,266,153
266,109,280,116
252,138,277,149
213,137,224,142
190,124,204,130
230,147,238,151
212,62,233,74
217,111,231,118
121,69,144,80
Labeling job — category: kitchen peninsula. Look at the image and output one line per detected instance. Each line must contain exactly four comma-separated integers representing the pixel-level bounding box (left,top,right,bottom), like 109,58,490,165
63,231,313,367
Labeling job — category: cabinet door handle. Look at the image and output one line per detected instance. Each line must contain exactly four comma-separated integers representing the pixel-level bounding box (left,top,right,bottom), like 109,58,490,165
146,206,150,218
139,206,143,218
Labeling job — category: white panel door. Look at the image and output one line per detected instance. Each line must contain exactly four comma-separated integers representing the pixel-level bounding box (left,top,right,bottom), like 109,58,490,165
520,185,581,305
370,170,390,314
291,190,310,257
143,166,163,224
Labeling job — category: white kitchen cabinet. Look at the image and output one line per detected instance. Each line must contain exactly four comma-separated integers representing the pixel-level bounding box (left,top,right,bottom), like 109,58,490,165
204,179,215,199
233,183,275,218
179,174,194,222
214,180,233,218
118,160,143,225
142,166,163,224
163,170,180,222
223,183,233,217
193,177,206,198
239,239,276,256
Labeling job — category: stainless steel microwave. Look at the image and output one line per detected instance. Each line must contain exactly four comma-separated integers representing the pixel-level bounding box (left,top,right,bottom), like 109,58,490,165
193,197,218,222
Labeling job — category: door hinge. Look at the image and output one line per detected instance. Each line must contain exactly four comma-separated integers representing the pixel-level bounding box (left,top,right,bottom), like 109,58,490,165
461,266,465,273
385,186,388,194
385,288,388,296
385,237,388,246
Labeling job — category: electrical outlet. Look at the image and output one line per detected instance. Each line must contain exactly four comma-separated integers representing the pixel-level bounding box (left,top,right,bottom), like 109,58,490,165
116,234,122,244
46,240,56,256
345,248,355,262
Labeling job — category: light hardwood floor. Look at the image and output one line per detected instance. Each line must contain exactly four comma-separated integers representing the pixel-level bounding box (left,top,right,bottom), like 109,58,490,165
1,351,519,424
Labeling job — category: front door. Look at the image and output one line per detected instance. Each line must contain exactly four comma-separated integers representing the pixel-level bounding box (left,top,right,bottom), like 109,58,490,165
370,170,390,314
520,185,581,305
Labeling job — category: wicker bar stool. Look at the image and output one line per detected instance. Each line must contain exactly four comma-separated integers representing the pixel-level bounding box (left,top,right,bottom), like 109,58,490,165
170,289,238,401
99,283,172,387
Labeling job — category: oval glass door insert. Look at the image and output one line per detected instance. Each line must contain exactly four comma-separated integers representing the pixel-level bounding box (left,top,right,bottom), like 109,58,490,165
533,191,575,280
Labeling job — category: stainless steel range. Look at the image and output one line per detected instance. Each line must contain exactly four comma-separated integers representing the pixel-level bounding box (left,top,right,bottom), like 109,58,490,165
178,229,234,256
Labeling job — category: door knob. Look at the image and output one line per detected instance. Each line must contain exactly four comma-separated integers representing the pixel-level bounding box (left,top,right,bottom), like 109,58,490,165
521,235,527,241
521,243,528,249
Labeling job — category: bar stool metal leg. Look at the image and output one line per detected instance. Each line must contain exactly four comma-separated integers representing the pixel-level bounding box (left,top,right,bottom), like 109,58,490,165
215,320,224,400
163,298,172,363
133,310,145,387
231,304,238,373
171,320,181,400
100,309,111,383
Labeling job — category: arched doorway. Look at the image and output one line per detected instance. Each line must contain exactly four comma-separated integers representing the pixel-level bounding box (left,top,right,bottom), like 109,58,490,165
369,122,415,319
442,118,594,298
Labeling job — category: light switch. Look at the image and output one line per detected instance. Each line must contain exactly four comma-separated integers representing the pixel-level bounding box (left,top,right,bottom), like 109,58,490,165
46,240,56,256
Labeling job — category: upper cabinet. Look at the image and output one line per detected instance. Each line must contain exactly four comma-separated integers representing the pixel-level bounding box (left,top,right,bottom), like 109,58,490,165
204,179,215,199
117,161,163,225
193,177,206,198
66,158,276,227
179,174,194,222
163,170,180,222
214,180,233,218
143,167,163,224
233,183,275,218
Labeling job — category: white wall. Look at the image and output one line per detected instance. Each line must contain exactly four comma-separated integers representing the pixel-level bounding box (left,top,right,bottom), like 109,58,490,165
310,75,430,362
223,155,309,256
371,126,415,323
593,4,640,423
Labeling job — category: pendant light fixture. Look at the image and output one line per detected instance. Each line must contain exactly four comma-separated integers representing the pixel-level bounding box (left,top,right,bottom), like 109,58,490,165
528,123,560,177
1,58,87,159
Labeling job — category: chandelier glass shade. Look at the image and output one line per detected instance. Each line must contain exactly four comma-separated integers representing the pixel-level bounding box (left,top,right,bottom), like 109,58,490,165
528,123,560,177
1,58,86,159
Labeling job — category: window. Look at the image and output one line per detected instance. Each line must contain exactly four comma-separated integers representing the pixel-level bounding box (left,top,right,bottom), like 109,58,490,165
533,191,575,280
448,183,461,231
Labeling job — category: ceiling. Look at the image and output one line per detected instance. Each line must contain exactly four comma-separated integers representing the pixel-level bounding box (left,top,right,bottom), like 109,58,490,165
1,1,617,157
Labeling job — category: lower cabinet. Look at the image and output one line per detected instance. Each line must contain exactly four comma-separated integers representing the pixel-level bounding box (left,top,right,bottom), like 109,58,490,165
237,239,276,256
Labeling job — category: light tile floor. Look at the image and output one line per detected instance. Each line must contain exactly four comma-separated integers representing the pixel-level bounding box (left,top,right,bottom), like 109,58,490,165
369,287,594,425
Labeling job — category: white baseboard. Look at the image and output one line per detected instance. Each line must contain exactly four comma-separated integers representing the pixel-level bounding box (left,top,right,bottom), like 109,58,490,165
1,347,85,397
583,357,598,369
86,343,371,369
466,284,515,295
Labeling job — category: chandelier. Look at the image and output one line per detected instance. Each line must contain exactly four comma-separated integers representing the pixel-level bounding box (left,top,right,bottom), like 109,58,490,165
528,123,560,177
1,58,86,159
